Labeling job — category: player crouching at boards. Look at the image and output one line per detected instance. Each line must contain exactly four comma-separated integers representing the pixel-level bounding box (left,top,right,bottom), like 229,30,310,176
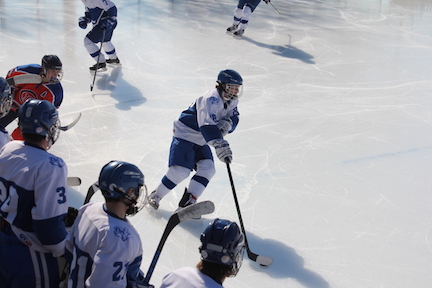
147,69,243,215
64,161,147,288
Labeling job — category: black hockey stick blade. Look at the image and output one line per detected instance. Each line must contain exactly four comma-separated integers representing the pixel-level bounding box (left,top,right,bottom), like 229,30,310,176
84,181,99,205
225,161,273,266
143,201,215,284
60,113,82,131
67,176,81,187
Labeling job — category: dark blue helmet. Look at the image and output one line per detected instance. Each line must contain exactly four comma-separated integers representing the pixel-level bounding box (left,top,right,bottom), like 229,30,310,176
98,161,147,216
199,218,245,276
18,99,60,147
217,69,243,101
0,77,12,118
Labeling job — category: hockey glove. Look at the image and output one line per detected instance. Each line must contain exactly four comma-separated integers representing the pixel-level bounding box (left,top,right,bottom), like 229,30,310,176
211,139,233,163
263,0,271,4
217,116,233,137
78,16,89,29
63,206,78,227
101,17,117,30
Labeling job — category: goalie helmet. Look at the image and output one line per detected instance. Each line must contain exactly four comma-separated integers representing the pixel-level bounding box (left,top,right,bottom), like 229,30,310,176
98,161,147,216
199,218,245,276
216,69,243,101
18,99,60,148
0,77,12,118
41,54,63,84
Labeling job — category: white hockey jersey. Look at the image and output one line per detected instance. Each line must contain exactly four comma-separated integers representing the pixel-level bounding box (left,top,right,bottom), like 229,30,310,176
173,88,240,146
66,202,143,288
0,140,68,257
0,127,10,148
160,267,224,288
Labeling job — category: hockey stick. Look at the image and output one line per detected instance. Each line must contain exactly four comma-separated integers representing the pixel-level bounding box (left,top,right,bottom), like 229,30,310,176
225,161,273,266
90,28,106,91
84,181,99,205
142,201,215,285
269,1,281,14
67,176,81,186
60,113,81,131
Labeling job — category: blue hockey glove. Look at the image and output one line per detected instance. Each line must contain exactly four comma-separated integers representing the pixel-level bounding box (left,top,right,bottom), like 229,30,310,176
101,17,117,30
263,0,271,4
78,16,89,29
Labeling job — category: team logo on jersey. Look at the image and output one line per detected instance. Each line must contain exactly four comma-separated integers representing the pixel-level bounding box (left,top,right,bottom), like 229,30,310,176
49,156,65,168
18,89,38,106
114,226,131,241
209,96,220,105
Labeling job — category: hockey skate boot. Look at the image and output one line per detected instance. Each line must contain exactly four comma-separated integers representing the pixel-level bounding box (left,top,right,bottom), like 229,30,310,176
89,62,107,71
226,24,238,33
233,29,245,37
106,58,120,64
175,188,201,219
147,190,161,210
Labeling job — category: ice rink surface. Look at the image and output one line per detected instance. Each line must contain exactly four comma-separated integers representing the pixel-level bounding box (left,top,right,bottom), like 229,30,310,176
1,0,432,287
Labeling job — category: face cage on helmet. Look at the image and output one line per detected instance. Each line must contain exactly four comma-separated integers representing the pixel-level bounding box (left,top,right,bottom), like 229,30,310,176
42,68,64,84
115,184,148,216
40,118,60,149
228,245,245,277
222,83,243,101
0,91,12,117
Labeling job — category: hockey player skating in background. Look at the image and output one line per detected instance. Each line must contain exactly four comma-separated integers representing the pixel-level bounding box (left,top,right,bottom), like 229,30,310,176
79,0,120,71
0,55,64,140
65,161,147,288
226,0,270,36
0,99,69,287
160,218,245,288
0,77,12,147
147,69,243,214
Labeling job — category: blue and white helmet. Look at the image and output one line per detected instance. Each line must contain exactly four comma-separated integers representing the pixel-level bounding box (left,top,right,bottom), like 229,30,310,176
199,218,245,276
98,161,147,216
18,99,60,148
0,77,12,118
217,69,243,101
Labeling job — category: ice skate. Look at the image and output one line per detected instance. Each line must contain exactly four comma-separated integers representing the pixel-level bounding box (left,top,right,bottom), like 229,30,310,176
226,24,238,33
89,62,107,71
106,58,120,64
147,190,161,210
175,188,201,219
233,29,245,37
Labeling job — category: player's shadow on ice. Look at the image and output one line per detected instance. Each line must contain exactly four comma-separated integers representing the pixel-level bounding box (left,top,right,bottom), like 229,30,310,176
152,210,329,288
239,36,315,64
94,66,147,110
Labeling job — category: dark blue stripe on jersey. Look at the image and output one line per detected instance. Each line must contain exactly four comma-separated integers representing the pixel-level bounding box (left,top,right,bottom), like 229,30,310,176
126,255,143,283
200,125,222,142
191,175,209,187
178,104,199,131
16,64,41,75
161,176,176,190
33,215,67,245
70,239,94,287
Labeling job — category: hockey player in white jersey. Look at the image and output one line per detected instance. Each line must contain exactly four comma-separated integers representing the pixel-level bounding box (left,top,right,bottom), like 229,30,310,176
0,99,68,287
79,0,120,71
65,161,147,288
0,77,12,147
147,69,243,213
160,218,245,288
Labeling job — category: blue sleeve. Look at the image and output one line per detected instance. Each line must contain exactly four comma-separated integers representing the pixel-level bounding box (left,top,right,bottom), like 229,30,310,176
126,255,143,283
229,115,239,133
200,125,222,142
33,215,67,245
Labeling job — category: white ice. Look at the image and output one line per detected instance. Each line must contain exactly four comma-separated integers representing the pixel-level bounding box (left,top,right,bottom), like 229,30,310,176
1,0,432,287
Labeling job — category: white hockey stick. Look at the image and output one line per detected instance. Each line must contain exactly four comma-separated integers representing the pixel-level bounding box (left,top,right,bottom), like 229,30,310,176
67,177,81,186
142,201,215,285
60,113,81,131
